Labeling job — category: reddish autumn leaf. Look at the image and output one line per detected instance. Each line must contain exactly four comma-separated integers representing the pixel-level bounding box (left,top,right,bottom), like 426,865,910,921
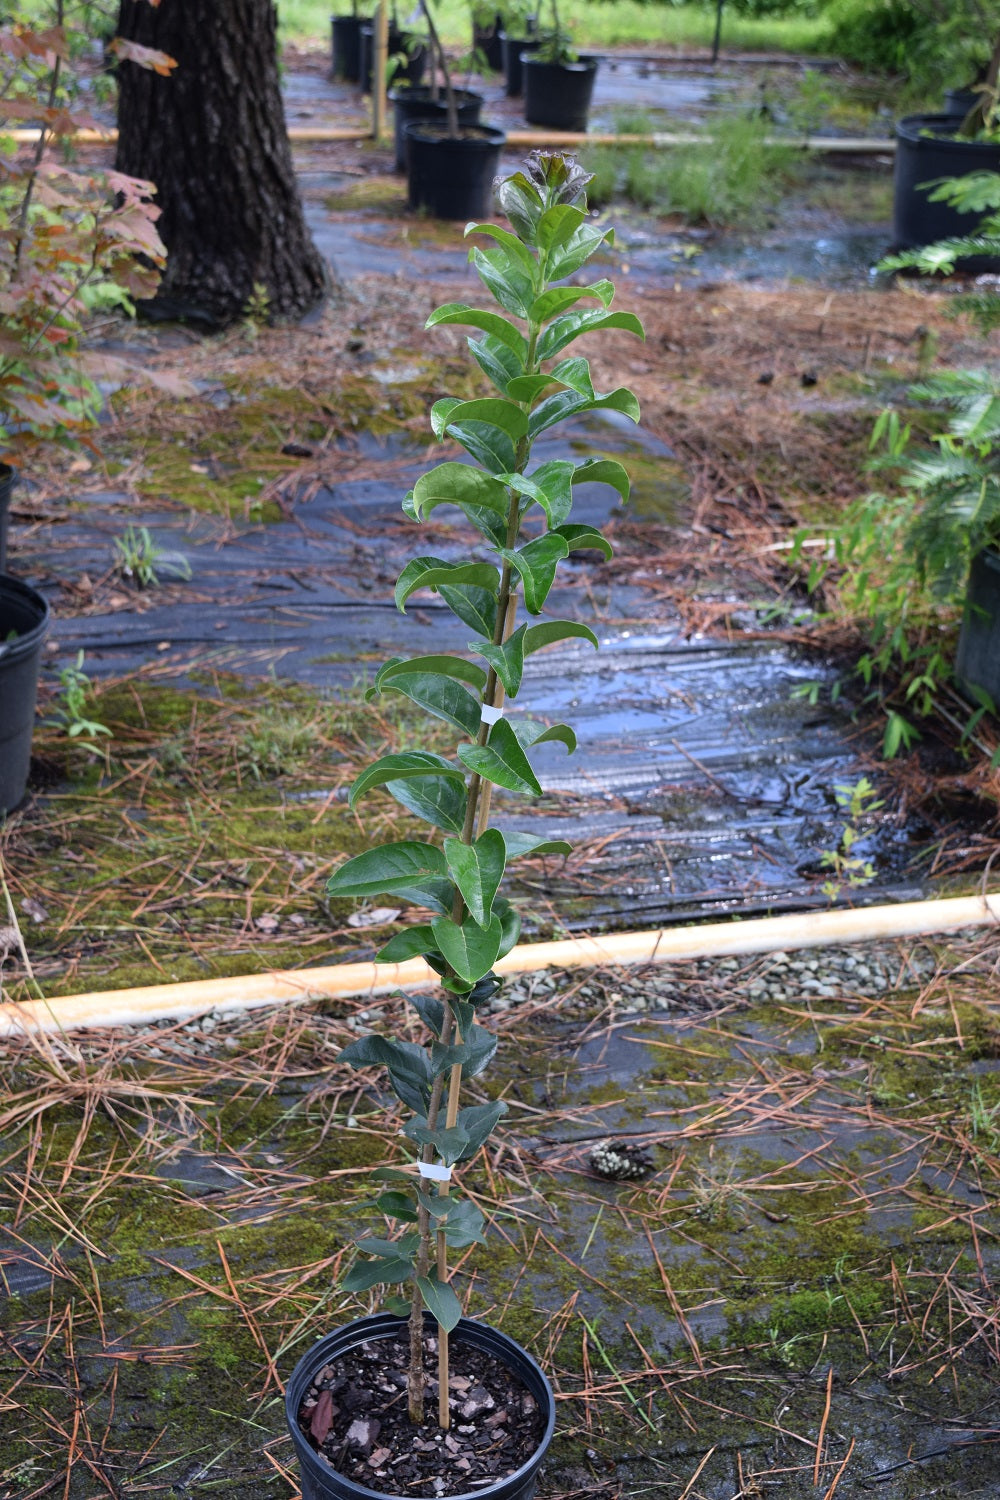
108,37,177,75
310,1390,335,1444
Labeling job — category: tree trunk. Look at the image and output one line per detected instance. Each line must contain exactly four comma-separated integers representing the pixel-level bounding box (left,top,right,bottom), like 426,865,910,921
114,0,329,327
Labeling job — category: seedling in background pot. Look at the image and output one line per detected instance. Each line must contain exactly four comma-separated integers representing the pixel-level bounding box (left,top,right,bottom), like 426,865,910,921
323,153,644,1447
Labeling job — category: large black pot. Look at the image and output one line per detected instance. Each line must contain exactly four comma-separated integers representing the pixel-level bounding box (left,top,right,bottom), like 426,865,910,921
0,573,50,815
892,113,1000,266
0,463,14,575
359,24,427,94
500,34,540,97
390,86,483,173
405,122,505,219
285,1314,556,1500
942,87,980,120
472,12,504,72
331,14,364,83
522,55,598,132
957,548,1000,705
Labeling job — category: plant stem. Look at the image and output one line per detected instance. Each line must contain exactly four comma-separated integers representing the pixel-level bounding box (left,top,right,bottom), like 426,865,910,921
418,0,458,136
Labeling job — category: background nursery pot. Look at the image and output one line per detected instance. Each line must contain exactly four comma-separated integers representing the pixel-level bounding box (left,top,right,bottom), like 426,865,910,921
331,14,364,82
285,1313,556,1500
500,33,539,96
956,548,1000,704
893,114,1000,261
360,23,427,92
404,122,505,217
0,463,14,573
522,54,597,132
390,86,483,172
0,573,50,815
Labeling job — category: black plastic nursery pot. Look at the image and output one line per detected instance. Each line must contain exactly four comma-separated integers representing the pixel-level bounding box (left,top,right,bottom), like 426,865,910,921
956,548,1000,706
942,87,980,120
331,14,364,83
390,87,483,173
0,463,14,575
500,34,540,97
472,12,504,72
359,25,427,94
285,1313,556,1500
892,114,1000,266
522,55,598,133
404,122,506,219
0,573,50,816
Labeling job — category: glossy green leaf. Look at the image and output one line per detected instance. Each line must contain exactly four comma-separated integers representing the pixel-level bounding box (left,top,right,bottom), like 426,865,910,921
547,223,617,281
465,221,537,276
431,910,504,986
350,751,463,808
494,897,521,959
406,993,447,1037
469,333,525,394
536,202,587,252
458,718,542,795
395,556,500,612
501,831,574,858
518,719,577,754
548,354,595,397
388,878,457,916
437,582,498,640
356,1233,420,1260
405,1120,470,1163
523,620,599,654
378,670,481,736
339,1034,432,1113
505,372,556,403
455,1100,507,1158
554,523,614,560
373,1191,419,1222
440,1197,487,1247
417,1274,463,1332
529,279,614,322
374,924,437,963
378,654,486,692
470,246,533,319
343,1257,413,1292
525,459,575,526
572,456,631,504
433,398,529,475
537,308,645,362
327,841,447,899
444,828,507,926
426,301,527,357
385,773,466,833
476,624,526,696
528,385,641,440
502,532,570,613
431,1023,497,1078
411,462,510,521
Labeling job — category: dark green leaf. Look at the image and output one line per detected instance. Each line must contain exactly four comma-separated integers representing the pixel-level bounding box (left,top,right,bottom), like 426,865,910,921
528,385,641,440
327,841,446,899
501,831,574,858
524,620,599,655
455,1100,507,1159
405,1122,470,1164
373,1191,419,1221
547,223,617,281
443,829,507,926
343,1257,414,1292
526,459,574,526
374,925,437,963
441,1197,487,1247
502,533,570,613
438,583,498,640
537,309,645,362
529,279,613,322
395,556,500,612
426,301,527,357
385,774,466,833
378,670,481,736
391,878,457,916
356,1233,420,1260
554,523,614,560
517,719,577,754
339,1034,432,1112
476,624,526,696
505,372,557,403
412,463,510,522
416,1275,463,1332
350,751,464,808
572,456,631,504
495,897,521,959
431,1024,497,1078
465,222,537,276
458,718,542,795
406,993,447,1037
470,246,532,319
431,911,504,986
469,333,525,395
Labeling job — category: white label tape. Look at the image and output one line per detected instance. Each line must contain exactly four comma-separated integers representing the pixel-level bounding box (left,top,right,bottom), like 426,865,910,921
480,704,503,725
418,1161,453,1182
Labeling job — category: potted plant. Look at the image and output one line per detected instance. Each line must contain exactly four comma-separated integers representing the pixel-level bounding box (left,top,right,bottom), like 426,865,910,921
893,29,1000,255
520,0,597,134
332,3,366,83
499,8,539,99
283,151,644,1498
0,8,168,812
360,13,428,93
402,0,506,218
471,2,504,72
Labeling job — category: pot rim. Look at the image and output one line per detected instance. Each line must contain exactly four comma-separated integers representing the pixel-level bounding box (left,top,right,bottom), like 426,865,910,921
285,1313,555,1500
402,120,506,145
895,112,1000,148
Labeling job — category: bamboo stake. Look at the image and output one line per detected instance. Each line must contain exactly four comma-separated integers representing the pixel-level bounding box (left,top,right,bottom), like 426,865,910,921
372,1,389,143
1,893,998,1037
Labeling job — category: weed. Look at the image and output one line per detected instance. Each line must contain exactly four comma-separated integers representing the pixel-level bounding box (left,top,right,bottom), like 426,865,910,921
47,652,112,747
819,776,885,898
112,524,192,588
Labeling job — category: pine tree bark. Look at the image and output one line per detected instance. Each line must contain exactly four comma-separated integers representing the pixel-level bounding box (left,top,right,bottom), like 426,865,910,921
114,0,329,327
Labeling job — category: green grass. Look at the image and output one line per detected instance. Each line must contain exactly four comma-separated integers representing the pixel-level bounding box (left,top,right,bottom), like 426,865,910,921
279,0,829,54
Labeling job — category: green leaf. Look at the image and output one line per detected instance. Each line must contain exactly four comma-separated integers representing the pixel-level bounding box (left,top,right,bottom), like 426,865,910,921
528,385,641,440
572,456,631,505
501,831,573,858
502,533,570,613
517,719,577,755
327,841,447,899
431,1024,498,1078
495,897,521,959
476,624,526,696
405,1121,470,1163
536,202,587,252
385,774,466,833
455,1100,507,1158
524,620,599,654
374,924,437,963
554,523,614,560
547,223,617,281
416,1275,463,1332
411,463,510,522
388,878,457,916
395,556,500,612
458,718,542,795
438,583,498,640
505,372,557,403
465,222,537,276
339,1034,432,1113
432,398,528,475
378,654,486,692
444,829,507,926
377,670,481,736
406,993,447,1037
529,279,614,322
350,751,464,808
356,1233,420,1260
343,1257,413,1292
525,460,575,526
373,1191,419,1221
426,301,527,358
431,911,504,986
469,333,526,395
548,354,596,397
537,309,645,362
470,246,533,319
440,1197,487,1247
